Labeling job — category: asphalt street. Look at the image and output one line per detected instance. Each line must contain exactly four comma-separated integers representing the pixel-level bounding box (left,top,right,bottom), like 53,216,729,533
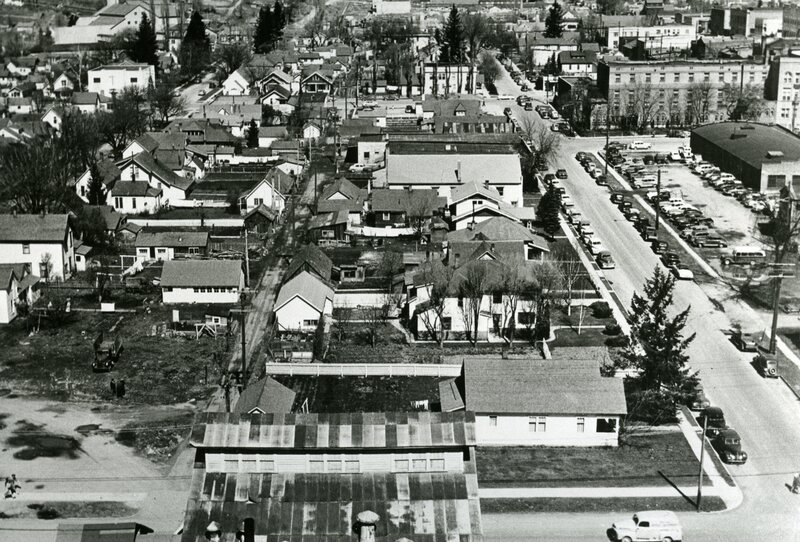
481,63,800,541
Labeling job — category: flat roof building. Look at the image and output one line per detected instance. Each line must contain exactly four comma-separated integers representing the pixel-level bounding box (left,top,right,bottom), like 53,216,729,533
690,122,800,193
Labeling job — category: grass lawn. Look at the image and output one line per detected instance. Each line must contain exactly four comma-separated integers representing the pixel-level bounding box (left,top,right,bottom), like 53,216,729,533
274,375,442,412
0,501,138,520
480,496,725,514
0,306,223,405
477,430,708,488
550,327,624,349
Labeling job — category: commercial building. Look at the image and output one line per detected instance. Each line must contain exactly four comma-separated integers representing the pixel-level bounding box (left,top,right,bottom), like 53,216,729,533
597,59,768,127
765,53,800,132
690,122,800,193
604,24,696,51
730,7,783,38
87,62,155,97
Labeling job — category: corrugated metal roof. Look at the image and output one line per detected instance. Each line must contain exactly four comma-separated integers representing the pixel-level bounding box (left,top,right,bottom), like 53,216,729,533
190,411,477,449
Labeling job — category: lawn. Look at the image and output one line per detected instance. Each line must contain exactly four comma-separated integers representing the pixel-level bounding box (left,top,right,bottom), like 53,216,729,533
477,430,708,488
0,501,138,520
0,306,223,405
274,375,442,412
480,496,725,514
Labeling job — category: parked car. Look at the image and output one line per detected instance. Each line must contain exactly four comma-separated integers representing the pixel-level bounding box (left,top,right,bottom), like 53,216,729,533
520,84,530,91
596,174,609,186
544,173,556,184
349,163,368,172
670,264,694,280
567,211,583,225
755,353,779,378
549,108,560,119
624,208,641,222
690,383,711,410
610,193,625,204
561,194,574,208
661,251,681,266
524,102,533,111
733,330,760,352
642,227,658,241
609,511,682,542
711,428,748,464
696,235,727,248
497,94,514,100
619,200,633,212
700,406,727,435
669,151,681,161
556,169,568,179
651,240,669,254
538,109,550,119
629,140,652,150
596,251,615,269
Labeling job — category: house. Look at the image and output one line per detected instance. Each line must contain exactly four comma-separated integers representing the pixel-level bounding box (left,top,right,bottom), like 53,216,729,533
528,37,579,67
74,241,92,272
308,209,349,245
558,50,598,78
180,411,483,541
73,159,122,203
238,175,286,214
0,264,39,324
382,136,524,208
52,70,78,97
421,63,476,95
232,376,296,414
7,97,33,115
449,181,536,230
317,178,366,224
83,205,126,237
160,259,244,304
302,120,322,141
284,243,333,283
440,355,626,446
52,2,150,46
243,205,277,233
256,68,295,94
87,62,156,97
274,270,334,332
6,57,37,77
0,214,75,281
370,188,447,228
259,84,293,107
40,107,63,132
112,151,195,211
135,231,210,261
220,68,254,96
300,70,333,94
71,91,106,114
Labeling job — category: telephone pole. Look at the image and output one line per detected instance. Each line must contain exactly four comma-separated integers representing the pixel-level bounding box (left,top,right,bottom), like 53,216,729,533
655,168,661,232
696,414,708,512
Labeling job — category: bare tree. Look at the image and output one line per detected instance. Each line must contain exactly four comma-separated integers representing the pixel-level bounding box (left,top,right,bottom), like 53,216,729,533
499,260,528,346
520,258,562,343
630,81,659,132
518,117,561,167
417,260,454,347
363,303,389,347
215,42,252,76
720,83,764,121
553,244,584,316
462,13,488,93
458,261,490,346
478,51,500,86
403,193,434,240
333,304,353,342
687,81,714,126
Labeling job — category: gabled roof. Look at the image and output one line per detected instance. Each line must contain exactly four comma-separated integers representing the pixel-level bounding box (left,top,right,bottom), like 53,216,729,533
160,259,243,288
450,180,504,205
285,244,333,282
84,205,124,231
301,70,333,85
0,214,70,243
233,377,296,415
274,270,334,313
447,217,546,244
0,264,19,291
135,231,209,248
110,181,161,197
119,151,194,192
261,68,292,84
321,178,363,201
308,209,349,229
244,204,277,222
71,92,100,106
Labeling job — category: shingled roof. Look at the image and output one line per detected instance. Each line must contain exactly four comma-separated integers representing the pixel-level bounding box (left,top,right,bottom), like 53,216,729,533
0,214,70,243
284,244,333,282
160,260,243,288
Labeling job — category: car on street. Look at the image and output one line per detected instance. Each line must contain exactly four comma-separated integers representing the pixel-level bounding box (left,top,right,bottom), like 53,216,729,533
609,511,682,542
567,211,583,225
755,354,779,378
575,152,587,161
695,234,727,248
524,102,533,111
537,109,550,119
610,193,625,204
623,208,641,222
561,194,574,208
349,163,368,172
556,169,568,179
661,251,680,266
596,251,615,269
549,108,560,119
497,94,514,100
669,151,681,161
629,140,652,150
690,383,711,410
516,95,531,106
520,84,530,91
733,330,760,352
596,174,609,186
711,428,748,464
670,264,694,280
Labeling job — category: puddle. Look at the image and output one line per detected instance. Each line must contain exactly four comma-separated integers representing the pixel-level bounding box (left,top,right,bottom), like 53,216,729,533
6,420,81,460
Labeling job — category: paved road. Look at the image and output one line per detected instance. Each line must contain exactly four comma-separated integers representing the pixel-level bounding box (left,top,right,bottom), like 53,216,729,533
481,63,800,541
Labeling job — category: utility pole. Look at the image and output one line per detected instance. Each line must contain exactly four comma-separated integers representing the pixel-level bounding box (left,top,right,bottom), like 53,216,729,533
655,168,661,232
239,291,247,388
696,414,708,512
244,227,250,286
770,276,783,354
604,102,611,178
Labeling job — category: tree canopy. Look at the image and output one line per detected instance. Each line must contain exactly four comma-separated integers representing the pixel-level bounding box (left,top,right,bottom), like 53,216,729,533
131,13,158,67
536,185,562,234
544,1,565,38
441,6,464,63
179,11,211,77
246,120,259,148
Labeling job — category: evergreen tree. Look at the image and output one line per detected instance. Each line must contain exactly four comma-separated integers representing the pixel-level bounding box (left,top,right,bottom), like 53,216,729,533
179,11,211,77
536,185,561,234
254,5,273,53
441,6,464,63
86,161,106,205
132,13,159,66
245,120,259,148
624,266,696,391
270,1,286,48
544,1,565,38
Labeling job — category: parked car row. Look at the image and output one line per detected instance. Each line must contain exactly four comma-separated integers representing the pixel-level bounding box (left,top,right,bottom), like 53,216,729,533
693,162,769,213
700,406,748,464
536,104,559,120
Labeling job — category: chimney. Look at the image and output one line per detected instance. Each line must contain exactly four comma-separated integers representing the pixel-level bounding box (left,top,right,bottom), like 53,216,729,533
484,179,489,189
356,511,379,542
457,160,462,183
490,243,495,252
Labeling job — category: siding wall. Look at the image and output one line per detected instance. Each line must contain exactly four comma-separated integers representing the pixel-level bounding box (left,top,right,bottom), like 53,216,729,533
0,241,71,280
275,296,324,331
163,286,241,304
476,414,620,447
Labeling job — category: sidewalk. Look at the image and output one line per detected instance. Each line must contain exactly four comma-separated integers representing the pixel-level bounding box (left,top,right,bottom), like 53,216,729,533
479,485,718,498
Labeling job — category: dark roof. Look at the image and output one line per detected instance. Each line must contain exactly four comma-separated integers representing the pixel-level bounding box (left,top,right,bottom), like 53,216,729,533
0,214,70,242
458,358,627,416
371,188,446,213
190,411,477,449
309,209,349,228
0,264,20,291
285,244,333,282
135,231,209,248
124,151,194,192
160,260,243,288
691,122,800,168
447,217,549,247
233,377,296,415
321,178,363,201
54,522,153,542
84,205,124,231
109,181,161,197
317,198,364,213
70,92,100,105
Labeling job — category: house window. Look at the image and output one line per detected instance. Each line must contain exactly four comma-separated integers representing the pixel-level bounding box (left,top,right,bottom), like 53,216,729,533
321,230,334,238
39,262,49,279
497,187,504,196
310,460,324,473
130,77,138,83
659,73,665,83
303,319,319,327
93,77,100,83
673,73,680,83
382,212,391,221
409,286,417,298
22,244,30,254
597,418,617,433
394,459,409,472
767,175,786,189
131,198,137,209
517,311,534,325
114,197,123,208
704,72,710,82
441,317,452,330
614,74,621,83
345,460,360,472
412,459,427,471
430,458,445,471
489,416,498,427
526,246,539,260
529,416,546,432
363,151,370,159
188,247,200,255
492,292,502,304
254,198,263,206
328,460,342,472
577,417,585,433
457,297,463,308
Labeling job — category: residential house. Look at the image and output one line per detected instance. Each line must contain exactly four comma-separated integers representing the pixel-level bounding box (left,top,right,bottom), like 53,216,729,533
135,231,210,261
558,50,598,78
74,240,92,272
0,214,75,281
111,151,195,211
440,355,626,446
201,100,263,139
273,270,334,332
71,92,107,114
238,175,286,214
7,97,33,114
40,107,63,132
232,376,296,415
52,2,150,46
87,62,155,97
302,120,322,141
370,188,447,229
243,205,277,233
300,70,333,94
528,37,579,67
220,68,254,96
256,68,296,95
284,244,334,283
450,181,536,230
164,118,239,147
74,159,122,203
308,209,350,245
604,24,696,51
382,135,524,208
421,62,476,95
180,411,482,541
317,178,366,225
6,57,37,77
0,264,39,324
52,70,78,97
160,259,244,304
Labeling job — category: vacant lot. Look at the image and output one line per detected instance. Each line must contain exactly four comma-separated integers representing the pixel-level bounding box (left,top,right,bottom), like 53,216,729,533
477,430,707,488
0,305,223,405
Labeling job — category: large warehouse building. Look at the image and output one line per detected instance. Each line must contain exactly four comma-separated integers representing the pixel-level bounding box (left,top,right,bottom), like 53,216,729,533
690,122,800,193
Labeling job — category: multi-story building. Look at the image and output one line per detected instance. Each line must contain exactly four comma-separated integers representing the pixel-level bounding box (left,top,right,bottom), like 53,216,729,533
420,62,476,95
709,7,732,35
604,24,696,51
87,62,155,97
597,59,768,127
765,53,800,132
730,7,783,38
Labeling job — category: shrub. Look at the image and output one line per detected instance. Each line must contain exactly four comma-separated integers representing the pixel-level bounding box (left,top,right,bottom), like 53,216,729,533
590,301,613,318
604,322,622,336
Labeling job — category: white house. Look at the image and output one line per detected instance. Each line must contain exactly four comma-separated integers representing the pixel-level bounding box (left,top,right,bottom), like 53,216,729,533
604,24,696,50
52,71,78,95
160,259,244,304
71,92,107,114
273,270,334,333
87,62,155,97
440,356,627,446
383,139,524,208
372,0,411,15
449,181,536,230
0,214,76,281
302,121,322,141
52,2,148,46
74,241,92,272
421,63,476,95
529,38,579,67
221,68,254,96
135,231,209,261
0,264,39,324
239,176,286,214
557,50,598,78
40,107,63,132
7,98,33,115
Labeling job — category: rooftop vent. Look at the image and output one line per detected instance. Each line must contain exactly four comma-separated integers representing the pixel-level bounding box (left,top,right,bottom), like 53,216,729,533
767,150,785,158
